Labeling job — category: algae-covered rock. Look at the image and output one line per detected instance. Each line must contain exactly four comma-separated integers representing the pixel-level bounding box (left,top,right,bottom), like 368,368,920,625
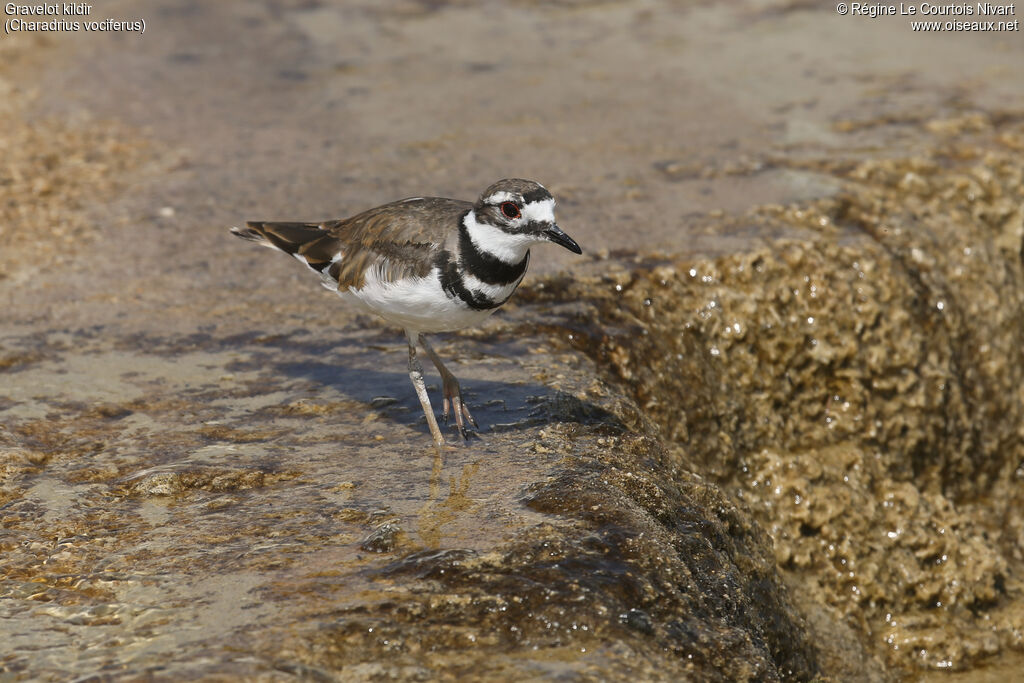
287,428,820,682
525,117,1024,673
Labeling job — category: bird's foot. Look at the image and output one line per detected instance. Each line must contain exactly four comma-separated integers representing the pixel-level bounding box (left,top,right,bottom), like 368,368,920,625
440,376,478,441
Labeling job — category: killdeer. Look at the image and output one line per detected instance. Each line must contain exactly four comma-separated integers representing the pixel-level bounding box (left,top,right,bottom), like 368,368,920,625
230,179,582,447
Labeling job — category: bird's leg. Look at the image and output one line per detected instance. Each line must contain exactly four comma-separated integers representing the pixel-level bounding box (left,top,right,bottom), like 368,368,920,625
406,331,446,447
420,336,477,440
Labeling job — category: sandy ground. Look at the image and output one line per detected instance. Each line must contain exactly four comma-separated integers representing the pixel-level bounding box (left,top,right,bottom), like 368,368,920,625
5,0,1023,306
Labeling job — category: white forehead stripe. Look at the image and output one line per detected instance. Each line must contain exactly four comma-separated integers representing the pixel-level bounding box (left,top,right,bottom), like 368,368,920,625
463,210,538,263
521,198,555,225
484,191,518,205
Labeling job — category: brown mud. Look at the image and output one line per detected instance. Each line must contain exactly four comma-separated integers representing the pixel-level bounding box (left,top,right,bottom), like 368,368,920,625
2,0,1024,681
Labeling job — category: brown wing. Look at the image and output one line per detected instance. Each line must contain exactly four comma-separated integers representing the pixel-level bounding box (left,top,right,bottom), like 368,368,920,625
322,197,471,289
235,197,471,290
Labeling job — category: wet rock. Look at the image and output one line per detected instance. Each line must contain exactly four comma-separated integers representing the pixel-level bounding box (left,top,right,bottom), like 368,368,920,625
360,520,405,553
524,119,1024,674
122,466,301,497
285,422,820,681
620,608,654,635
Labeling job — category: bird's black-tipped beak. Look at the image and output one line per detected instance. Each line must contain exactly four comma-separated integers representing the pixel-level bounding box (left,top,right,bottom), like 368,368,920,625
543,224,582,254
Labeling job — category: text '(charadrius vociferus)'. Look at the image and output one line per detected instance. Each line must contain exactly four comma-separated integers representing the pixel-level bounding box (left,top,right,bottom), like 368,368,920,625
230,178,582,447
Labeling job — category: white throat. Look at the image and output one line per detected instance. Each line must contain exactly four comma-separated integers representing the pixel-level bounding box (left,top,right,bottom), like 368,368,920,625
463,209,537,263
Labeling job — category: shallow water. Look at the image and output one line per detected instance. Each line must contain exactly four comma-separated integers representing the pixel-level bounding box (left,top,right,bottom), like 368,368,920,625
1,328,580,678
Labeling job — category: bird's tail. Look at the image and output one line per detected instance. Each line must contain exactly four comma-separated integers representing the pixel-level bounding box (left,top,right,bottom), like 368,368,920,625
230,221,343,275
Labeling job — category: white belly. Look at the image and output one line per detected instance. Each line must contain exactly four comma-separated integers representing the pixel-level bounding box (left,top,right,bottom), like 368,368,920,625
340,267,498,333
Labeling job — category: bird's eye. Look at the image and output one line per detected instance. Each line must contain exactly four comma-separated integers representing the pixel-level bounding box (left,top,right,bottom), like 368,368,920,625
501,202,521,220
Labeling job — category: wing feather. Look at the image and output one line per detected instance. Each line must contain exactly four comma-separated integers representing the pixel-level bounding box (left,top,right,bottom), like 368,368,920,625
323,197,470,289
236,197,471,290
